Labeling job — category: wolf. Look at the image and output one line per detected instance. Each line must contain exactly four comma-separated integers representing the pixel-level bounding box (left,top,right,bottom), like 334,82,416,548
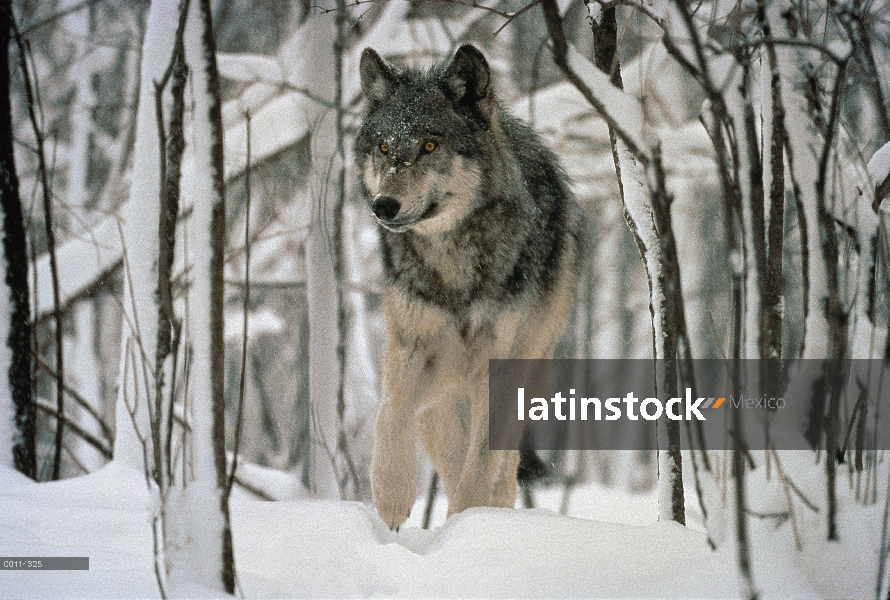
355,44,583,530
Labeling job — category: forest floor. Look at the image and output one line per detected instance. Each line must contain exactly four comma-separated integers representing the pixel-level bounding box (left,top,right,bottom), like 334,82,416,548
0,452,881,598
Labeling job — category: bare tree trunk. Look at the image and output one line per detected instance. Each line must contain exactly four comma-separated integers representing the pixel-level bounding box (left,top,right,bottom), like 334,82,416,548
113,0,180,473
10,13,65,480
0,2,35,478
757,0,787,362
304,16,341,500
575,1,685,524
733,412,757,599
182,0,236,591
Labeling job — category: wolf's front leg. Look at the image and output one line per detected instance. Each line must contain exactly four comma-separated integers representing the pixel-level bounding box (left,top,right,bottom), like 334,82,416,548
371,398,418,530
447,369,520,515
371,336,430,530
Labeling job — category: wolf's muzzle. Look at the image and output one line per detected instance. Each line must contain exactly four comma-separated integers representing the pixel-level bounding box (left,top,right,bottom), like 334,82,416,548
371,197,401,221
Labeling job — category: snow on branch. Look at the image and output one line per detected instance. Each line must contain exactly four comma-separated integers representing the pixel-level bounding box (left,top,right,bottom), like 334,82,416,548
563,44,647,158
542,0,649,164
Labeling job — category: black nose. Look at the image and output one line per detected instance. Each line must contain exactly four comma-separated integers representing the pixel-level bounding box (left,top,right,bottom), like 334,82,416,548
371,197,401,221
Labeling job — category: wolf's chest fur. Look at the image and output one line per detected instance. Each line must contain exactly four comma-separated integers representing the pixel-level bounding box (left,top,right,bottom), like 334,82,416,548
378,194,539,313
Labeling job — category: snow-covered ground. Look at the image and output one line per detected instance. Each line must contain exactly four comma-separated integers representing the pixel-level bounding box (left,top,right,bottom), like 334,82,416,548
0,454,882,598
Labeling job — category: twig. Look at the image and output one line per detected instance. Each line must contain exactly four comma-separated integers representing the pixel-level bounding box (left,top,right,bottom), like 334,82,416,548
785,473,820,513
771,449,803,550
232,473,274,501
34,399,112,459
721,37,845,66
20,0,103,36
33,352,114,443
422,472,438,529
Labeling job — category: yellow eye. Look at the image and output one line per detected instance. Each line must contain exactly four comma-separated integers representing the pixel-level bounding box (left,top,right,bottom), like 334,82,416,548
379,142,389,154
423,141,437,153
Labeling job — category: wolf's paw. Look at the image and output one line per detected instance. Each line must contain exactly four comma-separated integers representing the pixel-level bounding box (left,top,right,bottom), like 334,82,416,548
372,472,416,530
375,498,412,531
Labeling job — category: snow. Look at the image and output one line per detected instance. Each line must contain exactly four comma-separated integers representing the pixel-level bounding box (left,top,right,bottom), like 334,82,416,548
0,454,880,598
565,44,648,157
223,308,284,341
217,54,284,84
869,141,890,186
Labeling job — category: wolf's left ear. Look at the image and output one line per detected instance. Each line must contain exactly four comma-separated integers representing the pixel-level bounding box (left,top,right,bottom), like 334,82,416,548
360,48,396,104
443,45,491,112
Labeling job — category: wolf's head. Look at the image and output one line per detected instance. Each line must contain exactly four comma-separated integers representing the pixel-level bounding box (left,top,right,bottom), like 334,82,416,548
355,45,496,235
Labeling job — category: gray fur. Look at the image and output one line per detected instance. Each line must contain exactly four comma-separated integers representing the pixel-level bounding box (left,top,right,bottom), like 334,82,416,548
356,45,583,529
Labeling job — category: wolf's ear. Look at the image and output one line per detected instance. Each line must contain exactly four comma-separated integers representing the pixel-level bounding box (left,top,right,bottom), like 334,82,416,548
360,48,396,104
443,45,491,110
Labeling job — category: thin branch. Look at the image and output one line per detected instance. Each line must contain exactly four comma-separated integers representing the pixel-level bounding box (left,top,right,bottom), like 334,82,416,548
722,37,845,66
422,472,438,529
19,0,103,36
771,448,802,550
34,399,112,459
541,0,649,165
33,352,113,443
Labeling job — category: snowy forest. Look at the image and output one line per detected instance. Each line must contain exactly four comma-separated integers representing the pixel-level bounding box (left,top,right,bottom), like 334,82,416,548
1,0,889,596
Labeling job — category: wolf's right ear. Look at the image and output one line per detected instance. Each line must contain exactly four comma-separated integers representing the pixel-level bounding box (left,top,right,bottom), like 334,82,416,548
443,45,491,111
360,48,396,104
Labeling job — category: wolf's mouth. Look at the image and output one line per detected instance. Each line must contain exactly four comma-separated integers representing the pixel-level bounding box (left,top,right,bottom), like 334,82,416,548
375,202,440,233
378,220,413,233
419,201,439,220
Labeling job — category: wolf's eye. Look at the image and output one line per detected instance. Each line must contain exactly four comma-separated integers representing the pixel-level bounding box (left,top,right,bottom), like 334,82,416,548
423,141,437,153
379,142,389,154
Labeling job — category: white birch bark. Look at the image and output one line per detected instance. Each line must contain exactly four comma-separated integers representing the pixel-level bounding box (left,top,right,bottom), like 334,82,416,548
302,17,341,500
612,138,678,522
69,302,104,471
112,0,179,470
62,1,97,212
162,0,230,592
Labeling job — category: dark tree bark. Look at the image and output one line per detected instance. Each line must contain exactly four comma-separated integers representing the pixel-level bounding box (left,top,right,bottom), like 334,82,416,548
757,0,787,363
154,0,189,491
197,0,235,591
0,2,36,478
10,20,65,480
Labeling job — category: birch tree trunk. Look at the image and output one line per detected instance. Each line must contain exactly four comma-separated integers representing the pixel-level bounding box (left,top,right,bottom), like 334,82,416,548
113,0,179,471
581,3,685,524
165,0,235,592
302,16,341,500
